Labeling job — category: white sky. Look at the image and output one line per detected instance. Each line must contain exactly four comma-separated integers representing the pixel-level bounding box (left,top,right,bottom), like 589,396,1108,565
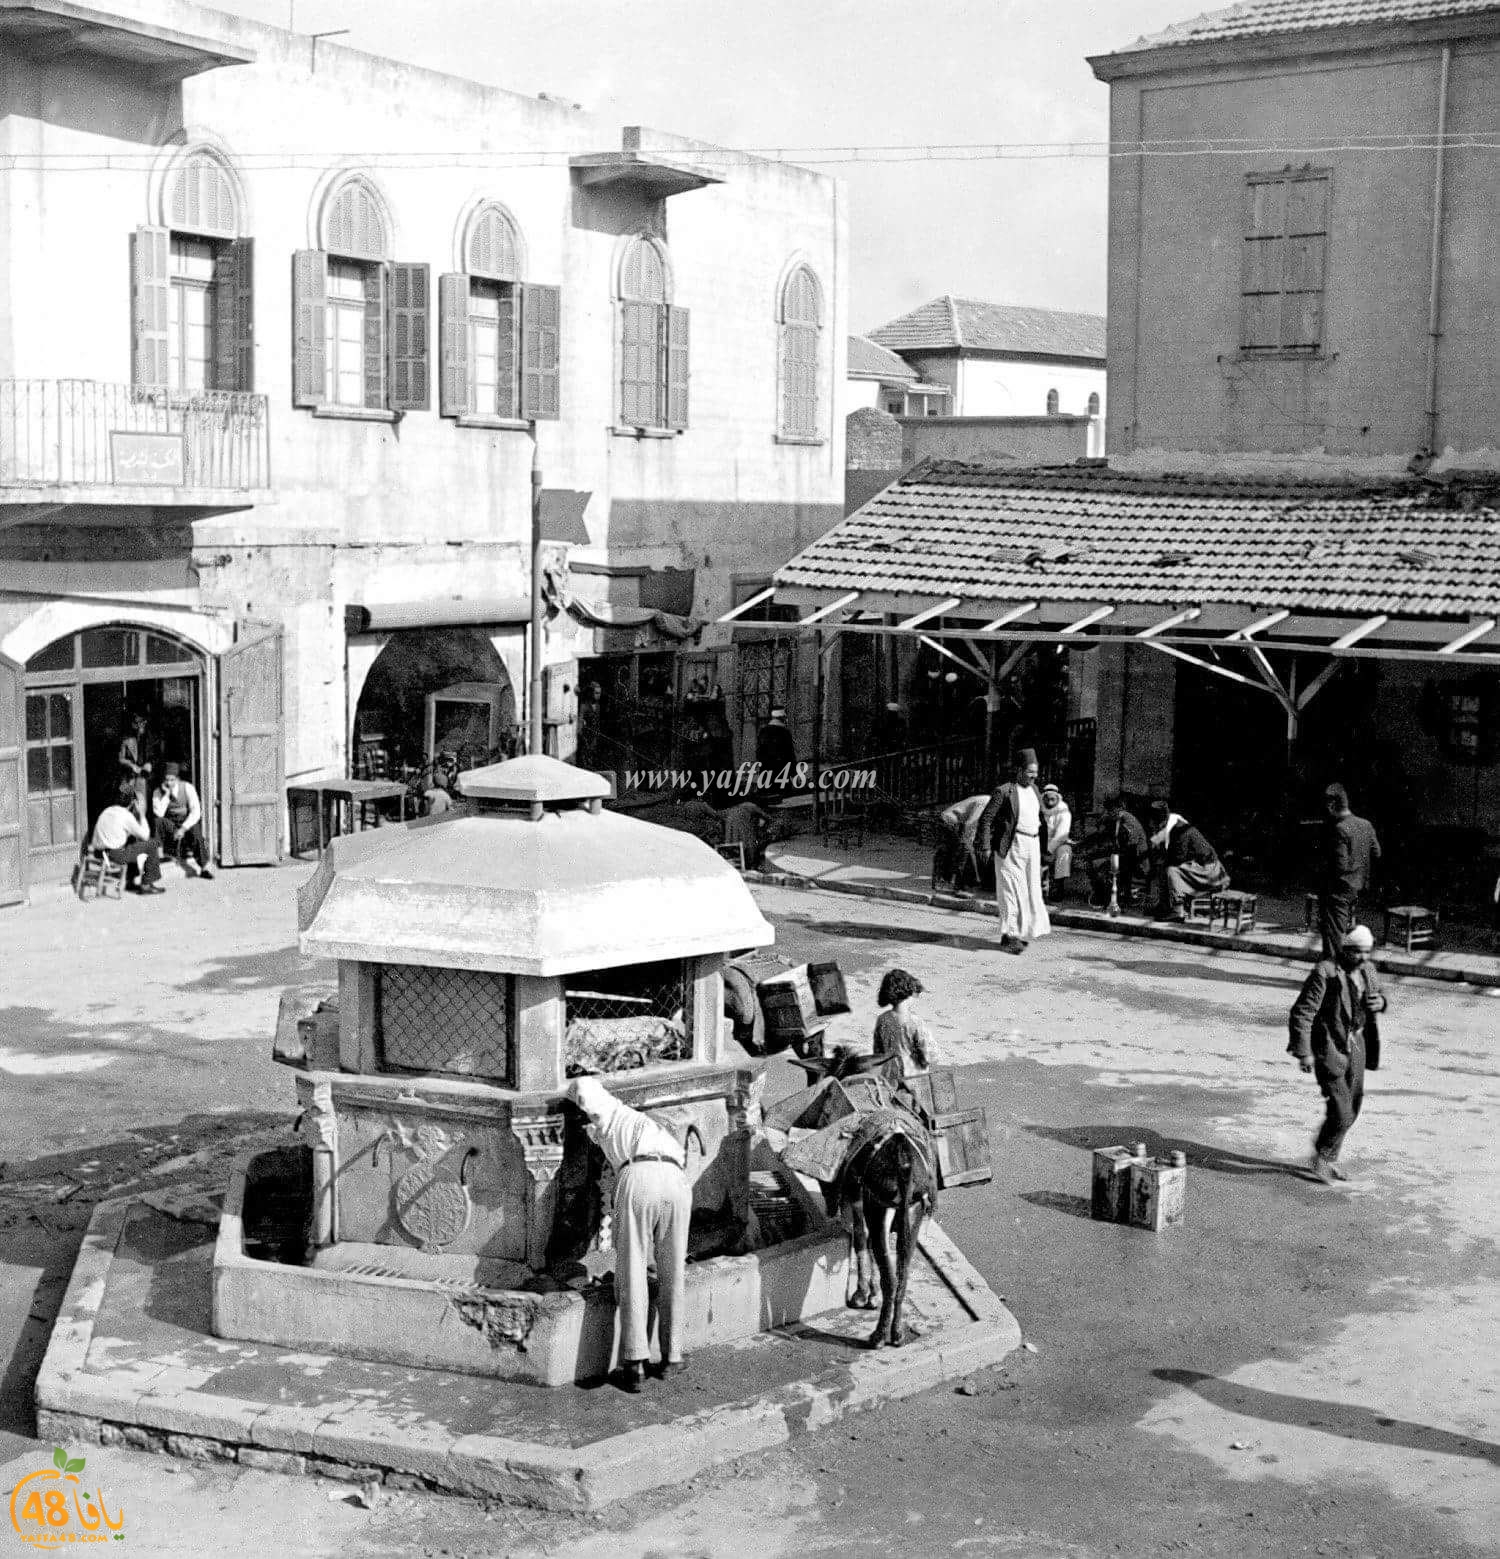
220,0,1201,331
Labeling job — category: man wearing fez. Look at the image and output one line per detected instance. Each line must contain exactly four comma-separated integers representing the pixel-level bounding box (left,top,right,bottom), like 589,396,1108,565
567,1076,692,1392
1288,924,1387,1184
152,762,214,879
976,748,1050,954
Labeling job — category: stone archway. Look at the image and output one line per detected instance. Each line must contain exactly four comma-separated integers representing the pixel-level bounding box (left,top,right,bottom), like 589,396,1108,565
354,628,516,775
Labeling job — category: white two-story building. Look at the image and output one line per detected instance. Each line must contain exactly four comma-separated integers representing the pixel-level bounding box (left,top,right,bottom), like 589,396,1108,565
0,0,846,901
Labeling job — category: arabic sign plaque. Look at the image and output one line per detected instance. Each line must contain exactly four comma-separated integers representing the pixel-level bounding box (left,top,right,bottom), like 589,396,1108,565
110,431,186,486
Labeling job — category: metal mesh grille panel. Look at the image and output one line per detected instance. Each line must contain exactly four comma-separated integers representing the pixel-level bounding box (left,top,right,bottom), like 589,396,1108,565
564,960,691,1076
379,965,510,1080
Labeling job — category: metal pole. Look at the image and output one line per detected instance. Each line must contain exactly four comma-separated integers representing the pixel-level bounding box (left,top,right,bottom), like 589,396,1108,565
1423,44,1452,454
529,438,545,757
813,629,825,829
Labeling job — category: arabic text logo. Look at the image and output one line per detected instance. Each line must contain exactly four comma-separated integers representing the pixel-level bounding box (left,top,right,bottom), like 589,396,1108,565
8,1447,125,1545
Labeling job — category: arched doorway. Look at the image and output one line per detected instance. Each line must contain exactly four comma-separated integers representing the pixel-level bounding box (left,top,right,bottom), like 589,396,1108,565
23,625,208,883
354,628,517,778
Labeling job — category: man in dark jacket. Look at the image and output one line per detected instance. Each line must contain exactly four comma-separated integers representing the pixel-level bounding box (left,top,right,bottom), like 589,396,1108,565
755,707,798,801
1288,923,1387,1184
1148,801,1229,920
1316,783,1382,961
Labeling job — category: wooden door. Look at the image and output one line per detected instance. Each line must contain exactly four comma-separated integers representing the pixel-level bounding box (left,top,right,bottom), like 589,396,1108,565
0,652,26,906
218,627,284,866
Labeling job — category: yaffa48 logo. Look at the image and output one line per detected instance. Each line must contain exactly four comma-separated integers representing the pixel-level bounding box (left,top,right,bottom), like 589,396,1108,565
8,1446,126,1544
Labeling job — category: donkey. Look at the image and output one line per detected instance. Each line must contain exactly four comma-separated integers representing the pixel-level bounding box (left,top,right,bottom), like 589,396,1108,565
816,1049,939,1349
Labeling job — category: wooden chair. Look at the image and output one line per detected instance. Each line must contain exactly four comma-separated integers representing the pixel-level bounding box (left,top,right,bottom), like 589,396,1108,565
1211,889,1258,934
819,789,868,851
1383,905,1438,953
716,841,747,871
76,843,126,901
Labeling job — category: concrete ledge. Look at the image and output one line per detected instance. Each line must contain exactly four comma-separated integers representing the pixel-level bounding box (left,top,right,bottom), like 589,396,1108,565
746,869,1500,990
36,1197,1020,1510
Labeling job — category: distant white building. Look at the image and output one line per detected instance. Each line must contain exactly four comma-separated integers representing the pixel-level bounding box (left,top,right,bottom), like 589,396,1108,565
867,296,1105,426
846,335,951,417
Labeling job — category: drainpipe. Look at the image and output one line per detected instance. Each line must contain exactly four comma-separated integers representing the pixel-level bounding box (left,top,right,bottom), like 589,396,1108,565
1423,44,1452,455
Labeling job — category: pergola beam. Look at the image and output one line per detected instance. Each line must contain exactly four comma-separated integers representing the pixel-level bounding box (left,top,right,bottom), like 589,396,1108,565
1438,617,1497,655
978,601,1040,633
1243,643,1297,716
1331,614,1389,650
897,596,964,631
918,633,988,680
1143,639,1280,695
800,590,862,626
715,586,775,624
1297,658,1343,711
1060,604,1116,635
1137,606,1202,639
1229,609,1290,640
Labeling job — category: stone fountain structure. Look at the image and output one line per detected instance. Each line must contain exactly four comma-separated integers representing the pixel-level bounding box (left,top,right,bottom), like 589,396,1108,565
212,755,848,1385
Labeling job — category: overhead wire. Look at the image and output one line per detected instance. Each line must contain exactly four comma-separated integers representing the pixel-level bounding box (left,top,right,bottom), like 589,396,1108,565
5,133,1500,172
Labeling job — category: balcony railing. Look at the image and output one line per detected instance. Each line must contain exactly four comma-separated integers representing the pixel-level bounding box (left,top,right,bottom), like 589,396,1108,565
0,379,270,493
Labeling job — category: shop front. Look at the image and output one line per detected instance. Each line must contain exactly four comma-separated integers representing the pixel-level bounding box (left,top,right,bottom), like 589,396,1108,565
0,605,283,903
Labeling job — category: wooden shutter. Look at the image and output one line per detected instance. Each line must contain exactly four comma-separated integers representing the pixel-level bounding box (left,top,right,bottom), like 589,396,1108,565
130,225,170,389
291,249,328,406
619,300,656,426
495,287,517,419
212,237,255,393
218,625,284,866
518,282,561,421
386,261,431,411
363,264,387,409
438,273,471,417
0,651,26,909
665,304,690,430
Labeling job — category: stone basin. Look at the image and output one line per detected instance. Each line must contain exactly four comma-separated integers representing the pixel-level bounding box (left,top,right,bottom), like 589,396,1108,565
212,1149,851,1388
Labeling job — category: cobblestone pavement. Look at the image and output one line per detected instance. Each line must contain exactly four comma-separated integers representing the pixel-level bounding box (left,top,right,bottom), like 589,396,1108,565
1,869,1496,1557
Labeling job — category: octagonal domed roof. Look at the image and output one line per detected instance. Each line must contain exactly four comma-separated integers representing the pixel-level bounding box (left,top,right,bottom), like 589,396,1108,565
296,773,774,975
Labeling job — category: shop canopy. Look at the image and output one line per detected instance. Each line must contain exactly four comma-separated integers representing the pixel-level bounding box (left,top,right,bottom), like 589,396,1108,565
720,460,1500,721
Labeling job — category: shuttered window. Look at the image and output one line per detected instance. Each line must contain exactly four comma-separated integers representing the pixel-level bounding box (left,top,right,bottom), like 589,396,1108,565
777,265,822,439
439,202,560,424
168,237,216,393
292,177,429,415
617,236,686,431
133,225,254,394
1242,170,1329,354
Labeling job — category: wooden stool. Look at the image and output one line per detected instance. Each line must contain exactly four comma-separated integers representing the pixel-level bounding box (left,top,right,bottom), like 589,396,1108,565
716,841,747,871
1185,892,1216,922
1212,889,1258,934
1384,905,1437,953
76,847,126,901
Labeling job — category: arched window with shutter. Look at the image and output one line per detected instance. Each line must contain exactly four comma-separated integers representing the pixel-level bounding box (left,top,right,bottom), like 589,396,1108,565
131,145,253,394
616,236,686,431
777,264,823,440
437,202,557,424
291,173,430,416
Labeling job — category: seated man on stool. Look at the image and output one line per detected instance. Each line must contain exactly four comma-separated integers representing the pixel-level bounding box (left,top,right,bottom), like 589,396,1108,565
152,763,214,878
1148,799,1228,921
92,781,165,894
568,1076,692,1392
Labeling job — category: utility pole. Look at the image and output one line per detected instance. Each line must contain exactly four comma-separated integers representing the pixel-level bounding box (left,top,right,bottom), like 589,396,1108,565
528,437,545,757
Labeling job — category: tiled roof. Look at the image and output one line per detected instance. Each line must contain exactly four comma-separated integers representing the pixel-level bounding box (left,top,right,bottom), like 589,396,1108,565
847,334,918,382
775,461,1500,619
1124,0,1500,50
868,297,1106,361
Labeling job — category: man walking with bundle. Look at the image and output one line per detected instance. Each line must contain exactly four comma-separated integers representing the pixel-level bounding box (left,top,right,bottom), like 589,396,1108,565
1288,923,1387,1185
1315,783,1381,960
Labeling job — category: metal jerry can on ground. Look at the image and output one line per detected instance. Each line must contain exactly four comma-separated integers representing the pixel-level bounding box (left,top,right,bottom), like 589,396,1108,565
1128,1150,1187,1232
1090,1143,1145,1223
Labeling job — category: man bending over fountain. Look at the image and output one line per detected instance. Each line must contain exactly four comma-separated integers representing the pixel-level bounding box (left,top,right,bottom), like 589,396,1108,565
568,1076,692,1394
